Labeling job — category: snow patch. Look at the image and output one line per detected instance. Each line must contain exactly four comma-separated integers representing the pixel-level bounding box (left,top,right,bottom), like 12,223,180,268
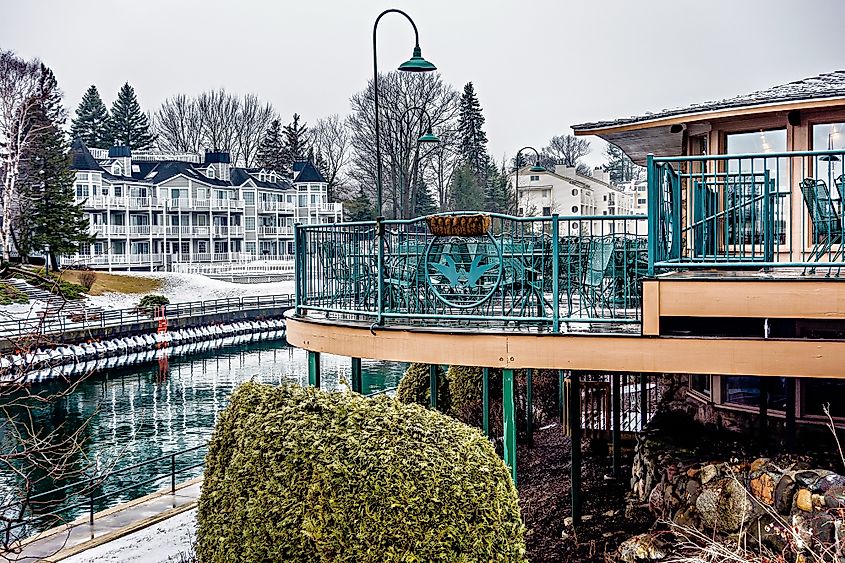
62,508,197,563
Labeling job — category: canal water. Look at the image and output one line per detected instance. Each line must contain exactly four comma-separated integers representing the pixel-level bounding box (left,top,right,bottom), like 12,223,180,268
0,336,406,538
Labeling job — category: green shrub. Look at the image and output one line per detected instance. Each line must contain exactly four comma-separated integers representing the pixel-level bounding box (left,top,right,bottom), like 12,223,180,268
395,362,449,411
197,383,526,563
138,294,170,309
447,365,485,425
0,283,28,305
23,269,87,300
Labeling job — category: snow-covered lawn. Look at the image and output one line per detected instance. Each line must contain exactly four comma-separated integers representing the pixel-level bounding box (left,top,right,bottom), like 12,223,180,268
83,273,294,311
63,508,197,563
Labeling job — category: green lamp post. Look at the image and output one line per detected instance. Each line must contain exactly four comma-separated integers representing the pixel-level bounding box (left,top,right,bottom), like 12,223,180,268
514,146,545,215
372,9,437,216
398,106,440,216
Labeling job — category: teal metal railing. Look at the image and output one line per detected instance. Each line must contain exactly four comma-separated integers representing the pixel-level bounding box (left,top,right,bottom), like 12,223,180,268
647,149,845,273
295,213,648,333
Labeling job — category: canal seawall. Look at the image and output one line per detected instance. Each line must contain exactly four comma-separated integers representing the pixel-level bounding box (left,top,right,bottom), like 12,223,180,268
0,294,293,353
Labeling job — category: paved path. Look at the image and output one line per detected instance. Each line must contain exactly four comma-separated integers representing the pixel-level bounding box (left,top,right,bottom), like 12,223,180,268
11,478,201,562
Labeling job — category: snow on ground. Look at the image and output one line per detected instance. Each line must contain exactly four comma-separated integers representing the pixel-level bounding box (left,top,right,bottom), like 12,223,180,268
63,508,196,563
87,272,295,311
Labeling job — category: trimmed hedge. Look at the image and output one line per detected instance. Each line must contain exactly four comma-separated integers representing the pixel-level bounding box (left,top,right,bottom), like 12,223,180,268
446,365,484,425
197,382,527,563
138,294,170,308
395,362,449,411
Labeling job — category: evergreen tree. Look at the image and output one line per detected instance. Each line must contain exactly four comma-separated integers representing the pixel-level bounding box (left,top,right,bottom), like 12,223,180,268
457,83,490,185
281,113,310,175
70,85,110,148
603,143,643,183
449,164,484,211
344,187,375,222
483,159,511,214
413,181,438,216
16,64,89,268
256,119,285,174
106,82,156,150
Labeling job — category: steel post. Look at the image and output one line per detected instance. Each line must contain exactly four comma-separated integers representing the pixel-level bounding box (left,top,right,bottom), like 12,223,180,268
351,357,362,394
482,367,490,437
308,351,321,388
429,364,438,409
503,369,517,485
569,372,582,524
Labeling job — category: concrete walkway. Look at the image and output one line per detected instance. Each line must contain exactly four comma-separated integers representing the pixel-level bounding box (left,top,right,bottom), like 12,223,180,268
10,477,201,563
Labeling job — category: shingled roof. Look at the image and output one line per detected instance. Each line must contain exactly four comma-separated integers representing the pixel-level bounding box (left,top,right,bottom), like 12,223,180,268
572,70,845,132
293,160,327,184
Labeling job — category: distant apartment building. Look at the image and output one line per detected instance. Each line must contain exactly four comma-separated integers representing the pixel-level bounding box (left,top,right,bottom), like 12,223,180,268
509,164,637,234
619,178,649,215
68,140,342,270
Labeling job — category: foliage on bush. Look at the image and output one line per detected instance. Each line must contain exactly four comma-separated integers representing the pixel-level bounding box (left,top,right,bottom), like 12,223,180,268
0,283,28,305
77,270,97,291
23,268,87,299
446,365,485,425
197,382,527,563
137,294,170,309
395,362,449,411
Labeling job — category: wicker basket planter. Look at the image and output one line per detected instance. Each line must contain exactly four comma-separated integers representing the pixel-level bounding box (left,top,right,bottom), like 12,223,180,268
426,214,491,237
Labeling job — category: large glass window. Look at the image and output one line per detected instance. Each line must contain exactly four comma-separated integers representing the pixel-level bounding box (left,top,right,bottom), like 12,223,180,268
243,192,255,205
245,217,255,231
723,376,787,409
802,379,845,418
689,375,711,397
725,130,788,245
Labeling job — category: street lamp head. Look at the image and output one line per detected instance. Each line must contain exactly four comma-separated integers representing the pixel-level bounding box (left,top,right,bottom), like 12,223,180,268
418,127,440,143
398,46,437,72
530,162,546,173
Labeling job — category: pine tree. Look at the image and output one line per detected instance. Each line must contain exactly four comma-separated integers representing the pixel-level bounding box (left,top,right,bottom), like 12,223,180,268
483,159,510,214
16,64,89,267
70,85,110,148
449,164,484,211
413,180,438,216
256,119,285,174
457,83,490,186
344,187,375,221
281,113,310,176
106,82,156,150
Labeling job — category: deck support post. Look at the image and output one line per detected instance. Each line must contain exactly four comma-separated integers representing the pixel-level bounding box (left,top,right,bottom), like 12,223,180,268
308,351,321,388
640,373,648,431
351,357,362,394
785,377,796,452
759,376,769,447
612,373,621,479
569,372,582,524
526,368,534,447
558,370,565,425
429,364,438,409
482,367,490,437
503,368,517,486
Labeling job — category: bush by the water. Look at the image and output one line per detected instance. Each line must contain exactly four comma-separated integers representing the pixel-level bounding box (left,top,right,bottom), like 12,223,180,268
197,382,527,563
395,362,449,410
137,294,169,310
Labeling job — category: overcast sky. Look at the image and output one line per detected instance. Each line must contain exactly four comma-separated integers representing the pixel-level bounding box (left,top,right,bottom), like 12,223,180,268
2,0,843,167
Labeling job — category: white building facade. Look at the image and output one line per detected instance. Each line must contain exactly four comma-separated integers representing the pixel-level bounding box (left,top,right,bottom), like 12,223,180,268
510,164,639,234
69,141,342,271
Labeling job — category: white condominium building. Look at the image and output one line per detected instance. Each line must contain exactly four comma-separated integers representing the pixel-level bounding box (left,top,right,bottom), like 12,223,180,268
68,140,342,271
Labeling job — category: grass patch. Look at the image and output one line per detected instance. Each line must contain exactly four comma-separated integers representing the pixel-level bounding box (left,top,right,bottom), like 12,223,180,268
60,271,163,296
0,282,29,305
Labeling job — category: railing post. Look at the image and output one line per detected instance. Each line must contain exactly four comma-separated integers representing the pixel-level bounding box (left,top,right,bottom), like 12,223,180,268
294,224,303,314
429,364,438,409
482,367,490,438
351,357,362,394
171,454,176,494
308,351,321,388
376,216,385,326
551,214,560,333
503,369,517,486
640,373,648,431
89,477,95,526
646,153,657,276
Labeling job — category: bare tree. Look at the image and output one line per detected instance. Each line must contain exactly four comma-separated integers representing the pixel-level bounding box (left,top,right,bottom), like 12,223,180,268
232,94,274,168
312,114,351,201
348,72,459,219
153,90,276,167
541,134,591,168
0,51,44,261
424,127,460,210
153,94,203,154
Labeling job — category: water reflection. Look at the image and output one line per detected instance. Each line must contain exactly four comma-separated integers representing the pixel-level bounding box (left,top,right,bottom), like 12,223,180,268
0,337,405,536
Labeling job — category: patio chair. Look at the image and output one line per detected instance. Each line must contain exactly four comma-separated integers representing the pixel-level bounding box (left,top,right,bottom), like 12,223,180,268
318,237,375,307
500,239,546,318
800,178,843,272
692,181,718,258
579,236,616,318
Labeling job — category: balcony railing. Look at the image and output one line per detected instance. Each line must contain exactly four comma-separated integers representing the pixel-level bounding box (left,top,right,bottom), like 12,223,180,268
295,212,647,333
258,201,295,213
258,225,294,236
647,148,845,272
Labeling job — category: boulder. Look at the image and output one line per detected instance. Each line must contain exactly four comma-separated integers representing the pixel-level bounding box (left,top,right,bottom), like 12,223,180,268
616,533,667,562
695,478,754,532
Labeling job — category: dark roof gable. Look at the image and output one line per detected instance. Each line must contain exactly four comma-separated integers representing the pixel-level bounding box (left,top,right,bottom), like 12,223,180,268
70,138,103,172
293,160,326,184
573,70,845,132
